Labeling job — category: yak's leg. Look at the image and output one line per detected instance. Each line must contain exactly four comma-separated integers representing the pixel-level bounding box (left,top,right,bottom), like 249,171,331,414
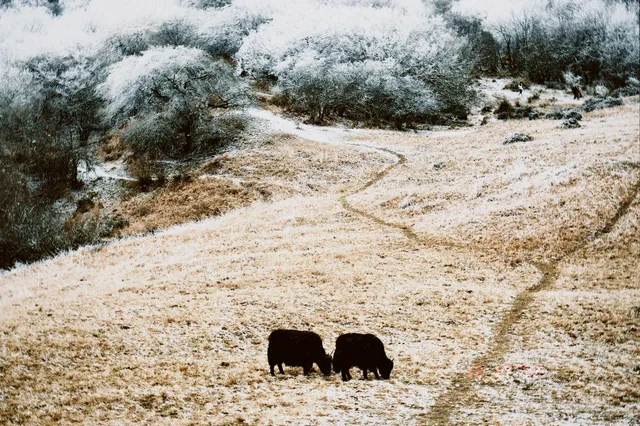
341,368,350,381
270,364,275,376
362,369,368,380
278,363,285,374
373,368,380,380
303,363,312,375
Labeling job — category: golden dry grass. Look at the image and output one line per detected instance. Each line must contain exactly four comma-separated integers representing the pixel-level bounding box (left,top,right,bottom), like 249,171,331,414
114,177,277,236
112,135,388,236
347,103,640,261
452,196,640,425
0,101,638,425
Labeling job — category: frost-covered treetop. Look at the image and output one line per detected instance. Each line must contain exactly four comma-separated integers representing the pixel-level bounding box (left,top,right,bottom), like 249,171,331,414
99,46,245,122
237,2,457,78
100,46,206,118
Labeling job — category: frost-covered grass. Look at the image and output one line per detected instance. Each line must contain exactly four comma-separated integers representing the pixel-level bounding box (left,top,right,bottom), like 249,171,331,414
346,102,640,262
0,98,638,425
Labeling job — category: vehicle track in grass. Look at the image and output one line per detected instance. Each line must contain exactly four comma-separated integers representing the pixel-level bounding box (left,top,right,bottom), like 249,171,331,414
337,136,640,424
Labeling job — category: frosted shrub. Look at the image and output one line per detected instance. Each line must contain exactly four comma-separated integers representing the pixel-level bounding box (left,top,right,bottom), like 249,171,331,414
100,46,250,157
148,18,202,48
600,21,640,87
563,71,581,87
191,0,232,8
278,57,438,126
594,84,609,97
491,1,639,87
237,3,471,125
197,0,279,57
101,31,149,61
23,52,105,143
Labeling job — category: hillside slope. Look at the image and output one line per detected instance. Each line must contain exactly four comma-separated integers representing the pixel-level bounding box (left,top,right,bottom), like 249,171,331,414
1,101,639,425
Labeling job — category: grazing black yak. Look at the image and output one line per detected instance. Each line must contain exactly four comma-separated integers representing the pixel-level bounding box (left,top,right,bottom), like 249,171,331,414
267,329,332,376
571,85,583,100
333,333,393,381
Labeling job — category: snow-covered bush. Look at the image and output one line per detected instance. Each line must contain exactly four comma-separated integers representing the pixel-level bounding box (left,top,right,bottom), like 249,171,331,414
238,3,471,125
563,71,581,87
196,0,278,57
276,57,438,125
148,18,202,48
23,52,105,143
594,84,609,97
0,51,104,201
490,0,639,87
101,31,149,61
191,0,232,8
1,0,62,15
600,22,640,87
100,46,250,157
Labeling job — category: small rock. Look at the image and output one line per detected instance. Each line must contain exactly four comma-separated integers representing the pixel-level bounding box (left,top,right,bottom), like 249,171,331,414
398,193,416,209
504,133,533,144
433,162,445,170
562,118,581,128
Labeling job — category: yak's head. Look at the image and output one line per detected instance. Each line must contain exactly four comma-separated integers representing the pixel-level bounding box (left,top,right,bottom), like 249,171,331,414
379,357,394,379
319,354,333,376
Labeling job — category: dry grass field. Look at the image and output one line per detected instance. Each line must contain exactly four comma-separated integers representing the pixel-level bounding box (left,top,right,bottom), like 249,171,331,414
1,99,639,425
112,134,388,236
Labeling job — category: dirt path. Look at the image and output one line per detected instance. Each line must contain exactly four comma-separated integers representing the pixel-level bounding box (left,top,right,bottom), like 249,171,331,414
425,181,640,424
330,122,640,424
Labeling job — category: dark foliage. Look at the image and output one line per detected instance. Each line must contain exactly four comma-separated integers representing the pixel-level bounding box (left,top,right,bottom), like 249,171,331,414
582,96,625,112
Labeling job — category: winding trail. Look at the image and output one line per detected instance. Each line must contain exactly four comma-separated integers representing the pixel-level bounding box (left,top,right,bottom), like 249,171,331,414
342,143,640,424
256,109,640,424
0,103,637,425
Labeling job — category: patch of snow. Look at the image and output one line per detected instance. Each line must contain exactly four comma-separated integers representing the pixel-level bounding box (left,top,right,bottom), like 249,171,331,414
245,107,352,145
78,159,136,182
398,193,416,209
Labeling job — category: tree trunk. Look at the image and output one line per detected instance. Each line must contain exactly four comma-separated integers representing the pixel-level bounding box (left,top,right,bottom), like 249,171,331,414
506,38,513,73
182,115,196,154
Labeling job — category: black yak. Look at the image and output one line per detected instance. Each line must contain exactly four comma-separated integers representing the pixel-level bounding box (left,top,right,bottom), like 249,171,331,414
333,333,393,381
571,86,583,100
267,329,332,376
